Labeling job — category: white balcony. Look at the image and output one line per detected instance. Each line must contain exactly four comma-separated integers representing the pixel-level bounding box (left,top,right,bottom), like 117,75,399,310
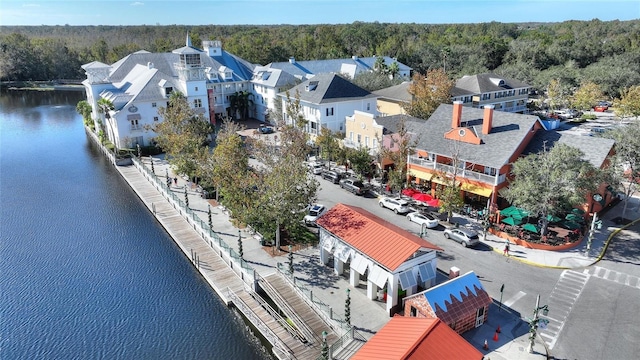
408,155,506,185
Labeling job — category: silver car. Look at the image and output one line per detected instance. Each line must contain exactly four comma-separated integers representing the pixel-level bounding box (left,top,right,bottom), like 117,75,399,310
443,227,480,247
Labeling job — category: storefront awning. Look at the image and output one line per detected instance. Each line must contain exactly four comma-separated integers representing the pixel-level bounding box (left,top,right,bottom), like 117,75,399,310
431,177,460,186
398,270,418,290
350,253,372,274
334,242,354,263
418,262,436,282
408,168,434,181
369,265,389,288
461,182,493,198
320,235,335,252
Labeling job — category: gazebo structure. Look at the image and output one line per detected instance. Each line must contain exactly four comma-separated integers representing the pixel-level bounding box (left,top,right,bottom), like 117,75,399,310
316,204,443,316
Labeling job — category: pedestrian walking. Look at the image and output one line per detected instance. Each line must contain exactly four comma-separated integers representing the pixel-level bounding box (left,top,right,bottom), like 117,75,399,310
173,177,178,186
503,241,510,256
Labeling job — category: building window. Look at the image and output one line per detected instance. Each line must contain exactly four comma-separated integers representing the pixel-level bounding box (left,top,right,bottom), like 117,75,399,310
165,87,173,97
365,136,369,147
326,107,334,116
194,99,202,108
366,103,370,111
130,119,139,130
373,138,378,149
195,86,198,91
410,306,417,317
152,102,157,108
153,116,159,122
349,132,354,141
357,134,362,144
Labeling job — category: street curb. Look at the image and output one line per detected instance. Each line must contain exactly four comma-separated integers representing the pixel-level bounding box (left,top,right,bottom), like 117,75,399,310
489,216,640,270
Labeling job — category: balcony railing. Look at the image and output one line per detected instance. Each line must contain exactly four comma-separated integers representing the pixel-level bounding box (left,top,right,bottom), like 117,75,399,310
408,155,506,185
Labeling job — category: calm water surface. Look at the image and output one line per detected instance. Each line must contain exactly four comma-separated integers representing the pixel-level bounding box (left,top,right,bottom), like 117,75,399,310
0,89,270,359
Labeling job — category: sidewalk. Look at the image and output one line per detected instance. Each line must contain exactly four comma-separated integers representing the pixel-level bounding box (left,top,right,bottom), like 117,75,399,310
144,154,639,360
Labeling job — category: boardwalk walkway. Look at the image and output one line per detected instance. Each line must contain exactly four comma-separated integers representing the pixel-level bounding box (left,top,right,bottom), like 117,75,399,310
115,164,323,359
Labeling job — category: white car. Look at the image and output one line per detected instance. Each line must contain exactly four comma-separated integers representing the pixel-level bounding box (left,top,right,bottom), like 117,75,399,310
378,197,411,214
303,204,327,226
309,162,325,175
406,212,439,228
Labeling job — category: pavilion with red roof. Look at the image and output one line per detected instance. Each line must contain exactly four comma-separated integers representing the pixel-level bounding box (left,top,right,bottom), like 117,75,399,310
316,203,443,316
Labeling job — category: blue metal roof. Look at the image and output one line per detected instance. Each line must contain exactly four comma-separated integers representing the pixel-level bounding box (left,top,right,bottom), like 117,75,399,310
424,271,484,313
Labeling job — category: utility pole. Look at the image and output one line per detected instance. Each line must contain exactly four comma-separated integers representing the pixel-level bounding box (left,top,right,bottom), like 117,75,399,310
586,212,600,256
527,294,549,353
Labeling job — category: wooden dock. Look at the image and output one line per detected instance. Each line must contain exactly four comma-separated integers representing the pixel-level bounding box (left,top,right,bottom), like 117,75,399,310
113,163,328,359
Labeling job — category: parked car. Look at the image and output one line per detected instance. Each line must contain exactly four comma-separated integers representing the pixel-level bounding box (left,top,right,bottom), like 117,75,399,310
443,227,480,247
321,170,341,184
339,178,368,195
406,212,439,228
303,204,327,226
378,197,411,214
258,125,274,134
309,162,325,175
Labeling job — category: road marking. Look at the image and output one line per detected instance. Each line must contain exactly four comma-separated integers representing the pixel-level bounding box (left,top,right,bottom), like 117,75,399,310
503,290,526,307
590,266,640,290
538,270,590,350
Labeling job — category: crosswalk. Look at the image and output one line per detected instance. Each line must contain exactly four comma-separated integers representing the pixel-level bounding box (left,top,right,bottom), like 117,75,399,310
538,270,590,350
588,266,640,290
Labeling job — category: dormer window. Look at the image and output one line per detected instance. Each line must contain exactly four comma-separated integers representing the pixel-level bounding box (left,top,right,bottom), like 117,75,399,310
306,81,318,92
165,87,173,98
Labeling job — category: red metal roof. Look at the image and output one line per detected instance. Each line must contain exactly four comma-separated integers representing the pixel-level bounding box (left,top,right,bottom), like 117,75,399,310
315,204,442,271
351,316,483,360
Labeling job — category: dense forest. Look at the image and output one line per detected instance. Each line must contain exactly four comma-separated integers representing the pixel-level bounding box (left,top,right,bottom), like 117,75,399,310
1,20,640,97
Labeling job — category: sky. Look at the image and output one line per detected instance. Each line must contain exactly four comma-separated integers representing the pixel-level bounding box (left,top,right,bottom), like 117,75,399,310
1,0,638,26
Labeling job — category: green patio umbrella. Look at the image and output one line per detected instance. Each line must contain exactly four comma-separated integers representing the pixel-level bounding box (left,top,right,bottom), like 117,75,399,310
501,217,523,226
501,206,529,218
546,214,561,223
562,220,582,230
522,223,539,233
565,213,585,223
571,208,586,215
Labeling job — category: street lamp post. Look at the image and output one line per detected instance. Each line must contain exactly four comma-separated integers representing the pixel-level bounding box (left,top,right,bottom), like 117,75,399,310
320,330,328,360
527,294,549,353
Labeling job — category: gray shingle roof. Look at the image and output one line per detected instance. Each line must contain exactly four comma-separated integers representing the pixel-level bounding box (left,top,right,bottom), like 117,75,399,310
451,73,530,97
283,73,376,104
373,81,412,103
408,104,542,169
375,114,423,134
522,130,615,168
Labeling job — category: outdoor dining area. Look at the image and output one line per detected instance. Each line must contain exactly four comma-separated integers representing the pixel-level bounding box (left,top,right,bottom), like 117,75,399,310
400,188,442,208
492,206,587,247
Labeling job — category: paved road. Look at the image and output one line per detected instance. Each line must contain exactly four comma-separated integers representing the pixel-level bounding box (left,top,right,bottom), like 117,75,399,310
313,172,640,360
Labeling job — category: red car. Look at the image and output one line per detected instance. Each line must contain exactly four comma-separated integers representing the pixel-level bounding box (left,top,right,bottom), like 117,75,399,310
594,105,608,112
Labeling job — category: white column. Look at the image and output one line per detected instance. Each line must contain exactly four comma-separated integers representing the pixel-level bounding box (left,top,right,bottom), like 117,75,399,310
367,280,378,300
334,257,344,275
386,277,398,314
349,268,359,287
319,247,330,265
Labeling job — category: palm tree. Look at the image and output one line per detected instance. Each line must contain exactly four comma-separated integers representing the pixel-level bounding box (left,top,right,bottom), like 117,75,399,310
388,61,400,79
75,100,93,127
374,56,386,73
97,98,115,145
229,91,254,120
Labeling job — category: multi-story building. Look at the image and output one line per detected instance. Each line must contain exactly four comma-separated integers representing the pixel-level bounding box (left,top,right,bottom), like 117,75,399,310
267,55,411,81
279,73,378,137
451,73,531,113
82,35,255,149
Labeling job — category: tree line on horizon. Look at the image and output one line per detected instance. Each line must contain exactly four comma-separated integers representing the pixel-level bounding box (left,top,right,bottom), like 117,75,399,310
1,20,640,97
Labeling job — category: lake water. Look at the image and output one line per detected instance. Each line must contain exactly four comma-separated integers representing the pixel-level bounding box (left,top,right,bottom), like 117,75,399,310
0,89,270,359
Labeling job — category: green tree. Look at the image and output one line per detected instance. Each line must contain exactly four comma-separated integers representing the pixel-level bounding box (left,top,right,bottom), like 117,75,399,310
604,122,640,218
315,127,341,165
403,68,454,120
351,70,403,92
211,119,254,225
506,143,601,236
96,98,114,144
229,91,254,120
614,85,640,120
76,100,93,127
570,81,603,113
546,79,566,111
0,33,39,81
347,146,373,180
152,92,212,177
380,116,416,194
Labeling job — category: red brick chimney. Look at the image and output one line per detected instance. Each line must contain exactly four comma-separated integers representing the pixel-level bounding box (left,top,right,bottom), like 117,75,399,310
452,101,463,128
482,105,494,135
